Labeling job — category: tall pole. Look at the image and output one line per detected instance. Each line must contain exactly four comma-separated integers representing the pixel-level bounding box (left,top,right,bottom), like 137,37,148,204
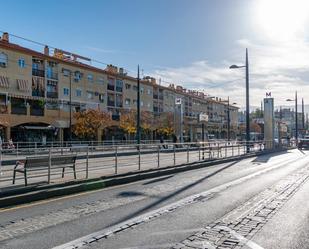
245,48,250,152
69,71,72,142
302,98,305,130
136,65,141,145
227,96,230,141
295,91,298,143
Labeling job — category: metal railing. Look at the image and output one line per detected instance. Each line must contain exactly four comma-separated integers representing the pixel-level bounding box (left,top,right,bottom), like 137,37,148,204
0,140,288,189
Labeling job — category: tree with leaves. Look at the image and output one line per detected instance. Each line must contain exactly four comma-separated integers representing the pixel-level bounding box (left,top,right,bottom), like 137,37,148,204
73,109,112,140
155,112,175,137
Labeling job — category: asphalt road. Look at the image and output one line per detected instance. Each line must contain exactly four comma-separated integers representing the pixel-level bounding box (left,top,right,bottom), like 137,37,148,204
0,149,308,249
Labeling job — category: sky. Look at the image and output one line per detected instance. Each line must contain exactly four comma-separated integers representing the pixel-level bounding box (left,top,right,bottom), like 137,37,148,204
1,0,309,109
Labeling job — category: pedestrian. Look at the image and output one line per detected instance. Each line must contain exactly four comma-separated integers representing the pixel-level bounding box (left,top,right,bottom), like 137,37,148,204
0,136,2,176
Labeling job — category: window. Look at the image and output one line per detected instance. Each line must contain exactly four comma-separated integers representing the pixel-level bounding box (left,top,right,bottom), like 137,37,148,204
133,85,138,91
147,103,151,108
0,52,8,68
116,79,123,92
125,83,131,89
140,87,144,94
63,69,70,77
18,58,25,68
99,93,105,103
125,98,131,105
76,89,82,97
141,101,144,107
63,88,69,96
87,74,94,82
97,77,104,84
74,71,82,82
133,99,137,104
147,89,151,95
87,91,94,99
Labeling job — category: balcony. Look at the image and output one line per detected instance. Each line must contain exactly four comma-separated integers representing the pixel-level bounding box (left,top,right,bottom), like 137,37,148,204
32,69,45,77
107,101,115,107
30,108,44,116
116,86,123,92
32,89,45,97
116,102,123,108
107,84,115,91
0,104,8,114
11,106,27,115
47,92,58,99
46,72,58,80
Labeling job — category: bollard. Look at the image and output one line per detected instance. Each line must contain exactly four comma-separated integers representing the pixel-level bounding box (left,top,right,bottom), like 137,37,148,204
138,145,141,171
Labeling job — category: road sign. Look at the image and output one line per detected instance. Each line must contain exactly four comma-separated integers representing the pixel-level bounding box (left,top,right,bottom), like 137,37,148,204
199,113,208,122
175,97,182,105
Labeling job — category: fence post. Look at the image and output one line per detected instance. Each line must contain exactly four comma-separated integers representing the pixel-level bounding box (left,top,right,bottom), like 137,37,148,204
198,145,201,161
115,146,118,174
16,142,19,156
232,144,234,157
225,142,227,158
86,146,89,179
138,145,141,171
173,144,176,166
48,148,51,184
238,144,240,156
187,144,189,163
35,142,37,155
157,145,160,168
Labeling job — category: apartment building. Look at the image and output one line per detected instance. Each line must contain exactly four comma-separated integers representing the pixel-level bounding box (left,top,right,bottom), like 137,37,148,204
0,32,238,143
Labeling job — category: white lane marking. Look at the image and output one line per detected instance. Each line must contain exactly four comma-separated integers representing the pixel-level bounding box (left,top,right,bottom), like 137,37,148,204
118,239,215,249
217,226,264,249
52,154,308,249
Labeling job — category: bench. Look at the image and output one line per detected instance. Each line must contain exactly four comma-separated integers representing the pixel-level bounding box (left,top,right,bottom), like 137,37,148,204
13,154,77,186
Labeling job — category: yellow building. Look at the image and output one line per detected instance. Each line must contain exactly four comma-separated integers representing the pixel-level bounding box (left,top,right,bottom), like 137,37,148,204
0,32,238,143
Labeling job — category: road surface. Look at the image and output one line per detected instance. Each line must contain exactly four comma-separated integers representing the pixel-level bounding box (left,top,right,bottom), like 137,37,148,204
0,149,307,249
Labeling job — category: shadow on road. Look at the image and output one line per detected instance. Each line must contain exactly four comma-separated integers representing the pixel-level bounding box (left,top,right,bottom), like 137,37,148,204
142,175,175,185
110,160,240,227
252,150,290,164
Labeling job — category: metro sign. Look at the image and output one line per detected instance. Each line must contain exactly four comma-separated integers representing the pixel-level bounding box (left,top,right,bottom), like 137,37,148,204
175,98,182,105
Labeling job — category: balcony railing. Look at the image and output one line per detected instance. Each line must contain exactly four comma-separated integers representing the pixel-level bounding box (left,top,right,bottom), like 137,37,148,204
47,92,58,99
107,84,115,91
11,106,27,115
32,90,45,97
30,108,44,116
0,104,8,114
107,101,115,107
46,72,58,80
32,69,45,77
116,102,123,108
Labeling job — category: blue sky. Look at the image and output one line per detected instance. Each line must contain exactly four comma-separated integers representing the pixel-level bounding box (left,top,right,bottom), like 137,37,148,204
2,0,309,108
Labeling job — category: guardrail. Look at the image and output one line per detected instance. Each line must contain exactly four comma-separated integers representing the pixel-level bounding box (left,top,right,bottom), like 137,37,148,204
0,140,289,189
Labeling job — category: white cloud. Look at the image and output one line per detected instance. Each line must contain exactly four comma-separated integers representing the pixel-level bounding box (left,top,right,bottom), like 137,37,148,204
152,38,309,109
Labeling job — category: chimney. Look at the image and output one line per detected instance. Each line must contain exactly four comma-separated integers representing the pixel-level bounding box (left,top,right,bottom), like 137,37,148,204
2,32,9,42
44,45,49,55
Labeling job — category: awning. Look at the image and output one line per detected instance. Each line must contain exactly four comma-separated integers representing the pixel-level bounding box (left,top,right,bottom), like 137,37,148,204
0,76,9,88
23,126,54,130
32,76,45,91
17,79,30,92
51,120,69,128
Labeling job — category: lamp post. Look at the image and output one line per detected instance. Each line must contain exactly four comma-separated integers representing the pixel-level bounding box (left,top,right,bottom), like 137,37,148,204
286,91,298,144
220,97,237,141
230,48,250,152
136,65,141,145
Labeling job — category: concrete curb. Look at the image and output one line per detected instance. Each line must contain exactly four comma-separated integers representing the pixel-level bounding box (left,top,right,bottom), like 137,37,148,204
0,149,287,209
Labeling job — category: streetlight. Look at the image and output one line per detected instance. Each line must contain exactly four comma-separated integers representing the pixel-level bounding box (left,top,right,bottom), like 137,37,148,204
136,65,141,145
286,91,298,144
230,48,250,152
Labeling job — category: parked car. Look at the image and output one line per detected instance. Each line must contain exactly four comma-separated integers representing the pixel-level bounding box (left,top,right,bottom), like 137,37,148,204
298,137,309,149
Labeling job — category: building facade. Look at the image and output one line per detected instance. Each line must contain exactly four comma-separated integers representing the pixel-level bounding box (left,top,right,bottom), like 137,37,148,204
0,32,238,143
